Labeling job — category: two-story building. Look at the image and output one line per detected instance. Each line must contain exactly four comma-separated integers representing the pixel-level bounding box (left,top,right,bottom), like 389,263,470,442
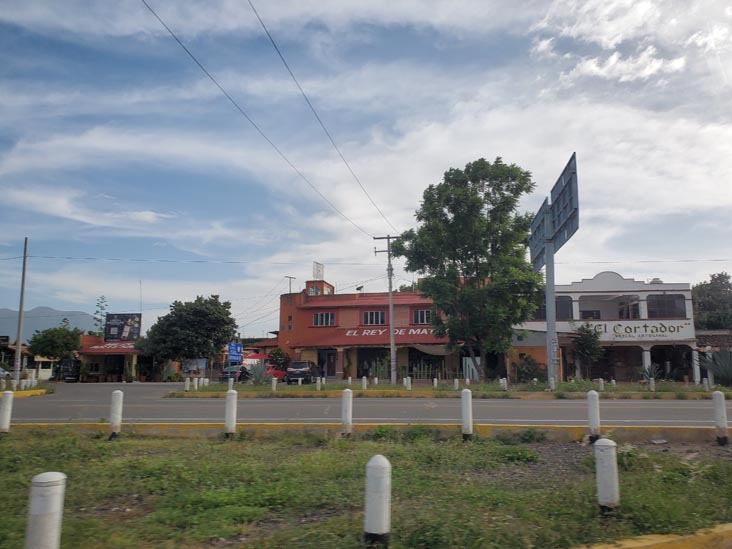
523,271,698,382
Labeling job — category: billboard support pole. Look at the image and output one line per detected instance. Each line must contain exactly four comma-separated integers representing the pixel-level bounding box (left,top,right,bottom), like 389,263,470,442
13,237,28,385
544,220,558,385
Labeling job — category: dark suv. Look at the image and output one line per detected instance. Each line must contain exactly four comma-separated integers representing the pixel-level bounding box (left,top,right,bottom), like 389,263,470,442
285,361,320,384
218,365,250,383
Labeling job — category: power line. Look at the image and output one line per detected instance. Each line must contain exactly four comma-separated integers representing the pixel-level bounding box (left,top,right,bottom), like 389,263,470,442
247,0,400,235
12,255,382,266
140,0,373,238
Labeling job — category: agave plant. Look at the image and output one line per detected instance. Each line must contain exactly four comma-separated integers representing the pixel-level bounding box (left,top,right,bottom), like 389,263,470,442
699,348,732,386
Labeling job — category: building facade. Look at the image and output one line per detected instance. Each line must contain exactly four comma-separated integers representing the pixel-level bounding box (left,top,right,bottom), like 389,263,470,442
523,271,699,381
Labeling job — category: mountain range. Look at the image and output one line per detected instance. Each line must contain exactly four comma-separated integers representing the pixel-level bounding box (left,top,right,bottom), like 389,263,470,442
0,307,96,344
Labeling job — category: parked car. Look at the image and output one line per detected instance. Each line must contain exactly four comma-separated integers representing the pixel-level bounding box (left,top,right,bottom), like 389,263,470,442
0,367,10,379
285,360,320,385
265,364,286,382
218,365,251,383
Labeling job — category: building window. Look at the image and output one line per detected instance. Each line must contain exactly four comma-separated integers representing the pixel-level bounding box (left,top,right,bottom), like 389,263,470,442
647,294,686,318
532,296,573,321
362,311,386,325
581,310,601,320
313,312,335,326
287,315,292,321
618,300,640,319
413,309,432,325
308,285,321,296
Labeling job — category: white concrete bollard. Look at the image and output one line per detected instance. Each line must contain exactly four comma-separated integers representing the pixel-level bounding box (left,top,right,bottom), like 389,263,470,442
403,377,407,387
713,391,728,446
205,378,210,387
433,378,438,388
594,438,620,511
598,378,605,392
708,370,715,387
373,377,378,386
298,378,302,386
587,390,601,442
348,376,352,385
20,379,27,391
192,378,199,391
228,378,234,391
225,389,237,437
461,388,473,441
611,379,616,388
184,378,190,392
341,389,353,435
271,377,277,392
316,377,321,391
465,378,470,386
549,377,556,391
362,376,368,390
109,390,123,440
11,379,18,391
1,391,14,433
703,378,710,392
649,378,656,392
25,471,67,549
364,455,391,547
454,378,459,390
406,377,412,391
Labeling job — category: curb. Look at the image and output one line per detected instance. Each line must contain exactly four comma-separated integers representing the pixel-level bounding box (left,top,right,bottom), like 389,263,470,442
0,389,48,399
579,523,732,548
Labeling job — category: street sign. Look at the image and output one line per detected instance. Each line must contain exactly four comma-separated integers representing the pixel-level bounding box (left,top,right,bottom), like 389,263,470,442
529,198,549,272
549,152,579,254
227,342,243,361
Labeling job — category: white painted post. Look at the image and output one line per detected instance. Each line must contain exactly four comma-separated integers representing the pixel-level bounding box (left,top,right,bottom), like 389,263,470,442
271,377,277,392
25,471,67,549
316,377,321,391
297,378,302,386
406,377,412,391
433,378,438,388
703,378,710,392
611,379,616,388
374,377,378,386
348,376,352,386
587,390,601,442
454,378,459,390
228,378,234,391
109,390,123,439
465,377,470,386
594,438,620,511
184,378,190,392
461,388,473,441
364,455,391,547
362,376,368,390
549,377,556,391
713,391,728,446
225,389,237,437
192,377,199,391
649,378,655,392
598,378,605,392
402,377,407,387
20,379,26,390
341,389,353,435
11,379,18,391
204,378,210,387
692,350,701,385
1,391,14,433
708,370,715,387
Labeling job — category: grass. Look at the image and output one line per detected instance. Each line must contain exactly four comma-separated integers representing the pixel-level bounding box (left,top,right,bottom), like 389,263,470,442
2,430,732,548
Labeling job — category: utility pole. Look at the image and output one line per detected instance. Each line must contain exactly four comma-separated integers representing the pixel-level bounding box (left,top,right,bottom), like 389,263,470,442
543,208,558,384
14,237,28,384
374,235,397,384
285,276,296,294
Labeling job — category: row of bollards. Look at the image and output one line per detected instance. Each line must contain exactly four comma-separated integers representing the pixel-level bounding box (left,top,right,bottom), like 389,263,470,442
183,377,210,392
1,378,40,391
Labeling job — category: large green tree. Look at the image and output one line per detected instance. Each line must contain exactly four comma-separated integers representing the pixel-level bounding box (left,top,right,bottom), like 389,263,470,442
393,157,544,380
571,323,603,380
28,324,82,360
692,272,732,330
139,295,237,363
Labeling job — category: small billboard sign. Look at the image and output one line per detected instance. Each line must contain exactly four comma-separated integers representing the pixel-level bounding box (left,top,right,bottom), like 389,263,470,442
228,342,243,362
104,313,141,342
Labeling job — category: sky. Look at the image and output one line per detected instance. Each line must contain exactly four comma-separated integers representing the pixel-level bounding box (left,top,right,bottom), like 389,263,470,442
1,0,731,339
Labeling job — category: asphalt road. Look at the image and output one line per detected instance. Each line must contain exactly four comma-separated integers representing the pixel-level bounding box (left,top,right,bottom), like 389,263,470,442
9,382,731,426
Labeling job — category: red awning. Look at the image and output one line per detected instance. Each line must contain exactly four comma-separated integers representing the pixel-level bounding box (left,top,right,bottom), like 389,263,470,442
81,341,140,355
244,352,268,360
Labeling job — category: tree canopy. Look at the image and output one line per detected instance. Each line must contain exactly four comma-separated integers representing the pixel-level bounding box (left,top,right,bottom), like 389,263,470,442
393,156,544,380
571,323,603,380
28,324,82,360
692,272,732,330
138,295,237,362
267,347,291,371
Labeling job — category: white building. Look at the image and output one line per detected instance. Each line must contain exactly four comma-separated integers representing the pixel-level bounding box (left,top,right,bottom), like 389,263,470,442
524,272,700,382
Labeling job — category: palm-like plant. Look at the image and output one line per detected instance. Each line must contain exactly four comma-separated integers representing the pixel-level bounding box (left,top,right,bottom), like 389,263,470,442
699,348,732,386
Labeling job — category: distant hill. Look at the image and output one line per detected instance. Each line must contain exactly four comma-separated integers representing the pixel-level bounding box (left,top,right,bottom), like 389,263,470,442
0,307,96,344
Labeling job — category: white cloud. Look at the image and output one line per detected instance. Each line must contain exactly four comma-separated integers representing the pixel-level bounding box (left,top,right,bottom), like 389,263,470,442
563,46,686,83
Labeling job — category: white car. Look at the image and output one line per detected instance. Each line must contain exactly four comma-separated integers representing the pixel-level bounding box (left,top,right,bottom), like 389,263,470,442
0,367,11,378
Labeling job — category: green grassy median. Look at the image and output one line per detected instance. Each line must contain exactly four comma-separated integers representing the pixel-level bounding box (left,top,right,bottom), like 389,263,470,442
2,429,732,548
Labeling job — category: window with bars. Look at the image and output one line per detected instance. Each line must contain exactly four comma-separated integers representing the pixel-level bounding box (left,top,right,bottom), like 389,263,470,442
362,311,386,325
647,294,686,318
313,312,335,327
412,309,432,325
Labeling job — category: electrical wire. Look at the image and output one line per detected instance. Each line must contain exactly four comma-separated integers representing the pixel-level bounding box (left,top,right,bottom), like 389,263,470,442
140,0,373,238
246,0,400,235
13,255,382,266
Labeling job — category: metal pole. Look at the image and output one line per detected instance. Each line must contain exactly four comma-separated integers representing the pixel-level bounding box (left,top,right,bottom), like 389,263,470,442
374,236,398,384
544,222,558,384
14,237,28,385
285,276,295,293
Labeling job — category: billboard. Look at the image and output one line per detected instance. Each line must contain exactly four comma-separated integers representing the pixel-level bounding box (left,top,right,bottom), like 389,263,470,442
104,313,142,342
313,261,324,280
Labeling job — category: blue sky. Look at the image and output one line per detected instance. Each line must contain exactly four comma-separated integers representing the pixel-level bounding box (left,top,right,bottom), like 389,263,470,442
1,0,731,338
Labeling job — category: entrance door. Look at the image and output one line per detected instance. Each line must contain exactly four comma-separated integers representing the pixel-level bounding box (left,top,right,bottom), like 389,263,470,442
317,349,337,377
